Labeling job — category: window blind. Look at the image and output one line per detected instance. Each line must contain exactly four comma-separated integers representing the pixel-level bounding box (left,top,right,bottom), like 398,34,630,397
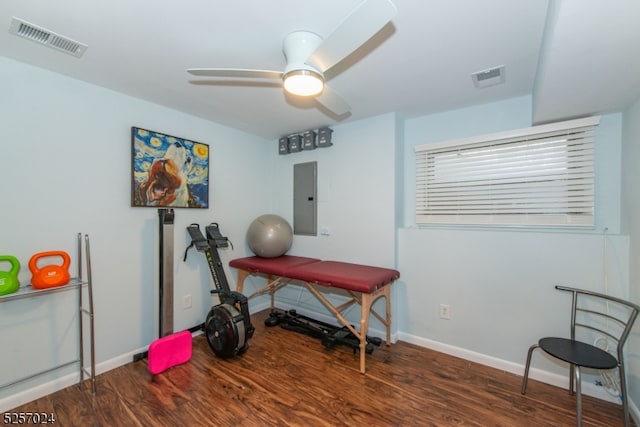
415,117,599,227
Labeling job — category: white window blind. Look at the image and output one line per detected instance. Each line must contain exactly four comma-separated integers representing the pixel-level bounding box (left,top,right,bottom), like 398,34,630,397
415,117,599,227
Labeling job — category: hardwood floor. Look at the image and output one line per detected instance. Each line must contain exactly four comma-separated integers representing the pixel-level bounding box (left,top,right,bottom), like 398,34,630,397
7,310,633,426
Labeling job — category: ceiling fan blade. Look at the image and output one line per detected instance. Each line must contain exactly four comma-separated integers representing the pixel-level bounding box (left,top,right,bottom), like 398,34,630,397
307,0,397,72
187,68,283,79
316,85,351,116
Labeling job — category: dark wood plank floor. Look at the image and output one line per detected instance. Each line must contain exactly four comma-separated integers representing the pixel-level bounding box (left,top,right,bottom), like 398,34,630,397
6,310,632,426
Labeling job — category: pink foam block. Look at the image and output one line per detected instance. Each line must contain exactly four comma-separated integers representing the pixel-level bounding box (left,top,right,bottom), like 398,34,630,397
148,330,193,375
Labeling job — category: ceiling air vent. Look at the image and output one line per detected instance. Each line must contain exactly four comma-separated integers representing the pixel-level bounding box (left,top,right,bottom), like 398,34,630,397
9,17,87,58
471,65,505,88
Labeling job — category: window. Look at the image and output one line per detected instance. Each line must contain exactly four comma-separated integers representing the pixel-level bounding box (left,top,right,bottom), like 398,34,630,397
415,116,599,227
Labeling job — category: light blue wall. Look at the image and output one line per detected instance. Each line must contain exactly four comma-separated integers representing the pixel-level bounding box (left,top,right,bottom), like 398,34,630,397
0,56,271,403
402,96,533,227
270,114,397,268
403,95,622,232
621,97,640,410
1,53,638,416
399,97,632,404
247,113,399,331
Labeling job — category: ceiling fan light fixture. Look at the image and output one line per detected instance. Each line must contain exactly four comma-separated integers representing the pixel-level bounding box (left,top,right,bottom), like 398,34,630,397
283,69,324,96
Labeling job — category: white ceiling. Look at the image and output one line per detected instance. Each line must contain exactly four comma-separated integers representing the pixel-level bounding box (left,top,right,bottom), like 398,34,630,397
1,0,639,139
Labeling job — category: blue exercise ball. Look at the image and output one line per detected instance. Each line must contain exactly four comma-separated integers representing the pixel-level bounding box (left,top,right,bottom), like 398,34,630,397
246,214,293,258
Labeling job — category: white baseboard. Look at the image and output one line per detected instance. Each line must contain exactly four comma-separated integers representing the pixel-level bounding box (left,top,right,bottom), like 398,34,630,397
0,374,79,414
0,344,152,413
3,314,636,427
397,331,637,412
0,324,207,413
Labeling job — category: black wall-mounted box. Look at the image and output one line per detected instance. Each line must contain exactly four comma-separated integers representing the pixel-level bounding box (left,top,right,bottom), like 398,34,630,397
317,127,333,147
288,134,302,152
278,136,289,154
279,127,332,154
302,130,316,150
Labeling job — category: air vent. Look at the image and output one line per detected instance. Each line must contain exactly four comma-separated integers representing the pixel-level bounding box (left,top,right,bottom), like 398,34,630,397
9,17,87,58
471,65,505,88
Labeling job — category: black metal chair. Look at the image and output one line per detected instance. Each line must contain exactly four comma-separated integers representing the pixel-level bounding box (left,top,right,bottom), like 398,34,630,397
521,285,639,427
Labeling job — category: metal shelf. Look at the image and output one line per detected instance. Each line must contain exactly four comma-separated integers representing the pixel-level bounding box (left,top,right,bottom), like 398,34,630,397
0,233,96,395
0,278,85,303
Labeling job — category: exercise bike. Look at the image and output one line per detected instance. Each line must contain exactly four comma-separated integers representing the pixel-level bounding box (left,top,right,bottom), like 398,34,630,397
185,223,254,359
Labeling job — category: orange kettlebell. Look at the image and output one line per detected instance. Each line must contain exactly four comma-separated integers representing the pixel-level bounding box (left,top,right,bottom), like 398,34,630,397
29,251,71,289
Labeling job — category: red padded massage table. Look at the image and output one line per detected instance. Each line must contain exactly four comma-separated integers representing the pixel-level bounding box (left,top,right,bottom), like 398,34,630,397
229,255,399,373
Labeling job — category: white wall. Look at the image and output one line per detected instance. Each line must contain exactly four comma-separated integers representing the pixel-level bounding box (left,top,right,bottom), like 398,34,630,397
621,97,640,413
0,56,270,407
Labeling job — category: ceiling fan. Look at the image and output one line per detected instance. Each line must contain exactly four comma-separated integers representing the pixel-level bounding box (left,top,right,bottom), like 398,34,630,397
187,0,397,116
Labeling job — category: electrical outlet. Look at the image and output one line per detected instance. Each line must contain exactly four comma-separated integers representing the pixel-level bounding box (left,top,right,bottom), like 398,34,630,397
439,304,451,320
183,294,192,309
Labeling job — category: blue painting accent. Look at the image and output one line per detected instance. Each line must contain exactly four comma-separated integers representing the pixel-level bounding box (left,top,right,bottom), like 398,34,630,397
132,127,209,208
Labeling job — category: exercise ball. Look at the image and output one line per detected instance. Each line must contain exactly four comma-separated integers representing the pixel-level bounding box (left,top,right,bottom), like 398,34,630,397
246,214,293,258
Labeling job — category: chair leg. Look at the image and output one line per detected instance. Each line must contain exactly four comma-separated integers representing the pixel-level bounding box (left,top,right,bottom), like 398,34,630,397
575,366,582,427
521,343,539,394
569,364,575,395
619,364,630,427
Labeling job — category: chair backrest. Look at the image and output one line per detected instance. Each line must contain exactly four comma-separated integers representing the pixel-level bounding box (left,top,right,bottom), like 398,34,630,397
556,285,640,365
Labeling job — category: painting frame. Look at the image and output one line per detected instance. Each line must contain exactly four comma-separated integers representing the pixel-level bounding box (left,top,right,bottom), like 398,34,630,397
131,127,209,209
